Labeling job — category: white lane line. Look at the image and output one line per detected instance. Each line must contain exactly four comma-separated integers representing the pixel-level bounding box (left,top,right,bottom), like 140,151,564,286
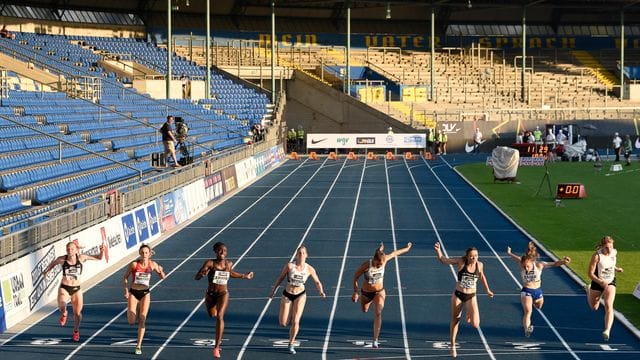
237,157,350,359
149,157,334,360
61,159,313,360
403,156,496,360
386,158,410,359
428,156,579,359
321,157,369,360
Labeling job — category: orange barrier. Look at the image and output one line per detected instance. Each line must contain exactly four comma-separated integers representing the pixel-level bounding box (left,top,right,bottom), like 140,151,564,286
404,152,414,160
309,151,318,160
347,152,358,160
290,152,300,160
328,151,338,160
385,151,395,160
367,152,377,160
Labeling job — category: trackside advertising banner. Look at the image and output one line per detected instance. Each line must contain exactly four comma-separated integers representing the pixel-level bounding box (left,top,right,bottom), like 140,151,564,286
307,133,426,149
0,201,158,330
0,145,284,333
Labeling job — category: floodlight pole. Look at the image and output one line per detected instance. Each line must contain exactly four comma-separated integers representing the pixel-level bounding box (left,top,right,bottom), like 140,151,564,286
205,0,211,99
346,3,351,95
167,0,172,99
430,7,435,101
271,1,276,103
620,10,625,100
521,6,526,103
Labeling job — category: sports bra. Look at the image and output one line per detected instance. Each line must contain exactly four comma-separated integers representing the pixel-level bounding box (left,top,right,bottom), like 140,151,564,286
287,263,310,288
457,263,479,290
133,261,153,287
207,260,231,285
62,254,82,281
364,260,385,285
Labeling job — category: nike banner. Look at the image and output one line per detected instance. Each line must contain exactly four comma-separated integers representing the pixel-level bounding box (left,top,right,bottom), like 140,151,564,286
307,133,426,149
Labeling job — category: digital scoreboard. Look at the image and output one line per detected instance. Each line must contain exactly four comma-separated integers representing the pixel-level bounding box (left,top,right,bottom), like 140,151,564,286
556,183,587,199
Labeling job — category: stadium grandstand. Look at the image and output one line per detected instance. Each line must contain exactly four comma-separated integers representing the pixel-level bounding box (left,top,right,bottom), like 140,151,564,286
0,0,639,348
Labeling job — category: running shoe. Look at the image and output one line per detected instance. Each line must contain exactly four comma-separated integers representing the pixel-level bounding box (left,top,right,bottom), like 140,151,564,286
59,313,67,326
602,330,610,342
525,325,534,338
213,347,221,358
72,331,80,342
288,345,296,354
372,340,379,349
134,347,142,355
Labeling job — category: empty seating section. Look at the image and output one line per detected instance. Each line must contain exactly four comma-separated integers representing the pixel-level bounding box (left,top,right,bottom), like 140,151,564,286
0,32,272,232
0,195,26,217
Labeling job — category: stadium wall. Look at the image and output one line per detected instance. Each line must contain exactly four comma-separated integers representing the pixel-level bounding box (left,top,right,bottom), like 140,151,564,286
0,145,285,334
285,69,417,134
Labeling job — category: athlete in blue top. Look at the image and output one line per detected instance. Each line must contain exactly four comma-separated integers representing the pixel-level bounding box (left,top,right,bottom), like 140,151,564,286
507,242,570,337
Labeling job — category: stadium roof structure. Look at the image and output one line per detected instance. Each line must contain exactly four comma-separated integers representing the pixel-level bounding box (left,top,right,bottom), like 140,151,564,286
8,1,640,24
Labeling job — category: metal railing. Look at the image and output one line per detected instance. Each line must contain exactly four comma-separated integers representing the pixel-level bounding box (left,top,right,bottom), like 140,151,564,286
0,136,281,266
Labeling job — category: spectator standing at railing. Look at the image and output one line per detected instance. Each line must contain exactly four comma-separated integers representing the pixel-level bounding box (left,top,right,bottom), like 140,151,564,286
0,25,15,39
612,132,622,162
287,128,297,152
181,74,191,99
473,128,483,154
545,128,556,147
440,131,448,155
623,134,632,166
533,126,543,144
296,126,305,153
434,129,442,155
160,116,181,168
426,128,435,155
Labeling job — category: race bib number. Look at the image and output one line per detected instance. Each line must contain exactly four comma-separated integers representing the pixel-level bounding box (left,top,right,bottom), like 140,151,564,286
64,267,80,281
460,274,477,289
134,272,151,286
523,271,537,283
212,271,230,285
601,267,614,281
367,272,383,285
290,274,305,287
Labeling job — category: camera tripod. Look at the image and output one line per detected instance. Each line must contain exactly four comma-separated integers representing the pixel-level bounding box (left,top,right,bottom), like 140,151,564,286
534,161,553,197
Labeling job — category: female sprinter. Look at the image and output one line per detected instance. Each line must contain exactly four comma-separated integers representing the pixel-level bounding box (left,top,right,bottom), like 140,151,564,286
507,242,570,337
42,241,105,342
351,242,412,349
434,242,493,358
195,242,254,358
123,244,166,355
269,245,326,354
587,235,623,341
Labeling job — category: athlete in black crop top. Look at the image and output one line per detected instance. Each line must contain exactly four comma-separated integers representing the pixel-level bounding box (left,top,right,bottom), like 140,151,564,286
195,242,253,359
435,242,493,358
42,241,105,343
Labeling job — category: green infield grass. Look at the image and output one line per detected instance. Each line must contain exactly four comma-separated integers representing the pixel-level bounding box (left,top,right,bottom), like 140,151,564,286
456,160,640,328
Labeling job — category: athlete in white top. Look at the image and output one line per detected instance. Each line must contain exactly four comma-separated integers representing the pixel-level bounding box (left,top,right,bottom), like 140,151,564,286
587,236,623,341
195,242,253,359
352,242,412,349
507,242,570,337
269,245,325,354
123,244,165,355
